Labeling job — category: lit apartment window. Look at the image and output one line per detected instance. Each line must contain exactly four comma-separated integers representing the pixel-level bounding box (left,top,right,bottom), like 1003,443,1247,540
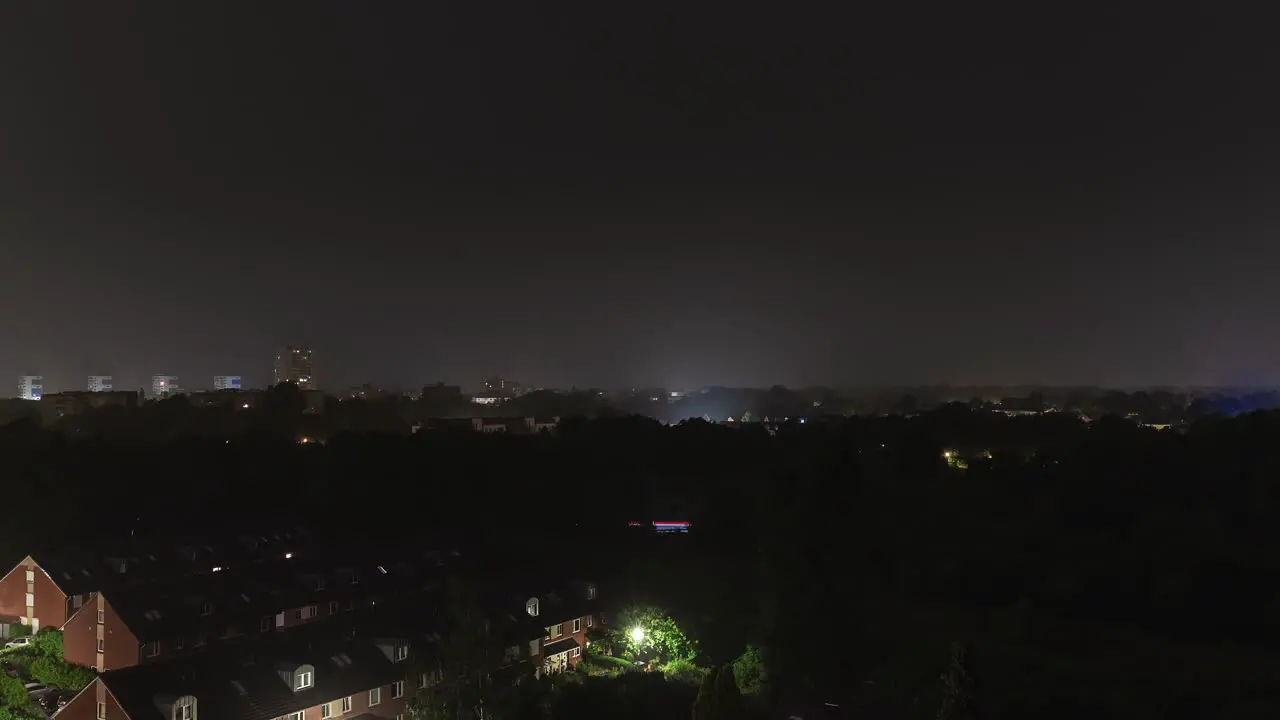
96,702,106,720
295,671,313,690
97,609,105,624
144,641,159,658
368,688,381,706
525,598,539,617
321,704,331,720
341,696,352,713
573,618,581,634
392,681,404,699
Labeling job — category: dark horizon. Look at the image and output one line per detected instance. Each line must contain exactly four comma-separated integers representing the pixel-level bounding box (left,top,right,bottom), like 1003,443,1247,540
3,6,1277,390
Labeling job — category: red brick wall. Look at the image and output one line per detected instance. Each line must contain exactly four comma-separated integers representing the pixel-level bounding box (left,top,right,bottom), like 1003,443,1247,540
0,558,69,630
58,680,129,720
0,561,27,619
537,612,594,670
63,594,138,671
298,682,408,720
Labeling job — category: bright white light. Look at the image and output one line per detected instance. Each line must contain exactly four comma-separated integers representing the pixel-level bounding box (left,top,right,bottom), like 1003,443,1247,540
629,627,644,644
242,403,249,409
212,567,223,573
284,552,293,559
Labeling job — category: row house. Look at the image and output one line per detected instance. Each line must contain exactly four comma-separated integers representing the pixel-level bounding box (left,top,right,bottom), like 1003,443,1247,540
2,539,453,672
55,623,415,720
521,580,601,675
0,530,308,631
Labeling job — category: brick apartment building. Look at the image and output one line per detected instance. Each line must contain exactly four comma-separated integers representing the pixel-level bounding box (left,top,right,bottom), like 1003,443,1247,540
1,530,453,671
56,621,415,720
521,580,601,675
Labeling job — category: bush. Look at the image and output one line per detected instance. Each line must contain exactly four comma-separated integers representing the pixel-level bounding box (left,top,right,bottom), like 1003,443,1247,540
577,654,635,678
0,675,27,710
30,656,95,691
731,645,768,696
32,630,62,662
662,657,708,686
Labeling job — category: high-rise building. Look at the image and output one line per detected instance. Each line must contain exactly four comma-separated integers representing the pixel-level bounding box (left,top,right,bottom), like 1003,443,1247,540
151,375,179,399
88,375,113,392
18,375,42,401
273,346,315,390
482,376,523,397
214,375,242,391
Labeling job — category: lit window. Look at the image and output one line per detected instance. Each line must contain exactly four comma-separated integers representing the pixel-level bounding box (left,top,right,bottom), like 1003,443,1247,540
368,688,381,706
392,681,404,699
295,671,313,690
526,598,539,617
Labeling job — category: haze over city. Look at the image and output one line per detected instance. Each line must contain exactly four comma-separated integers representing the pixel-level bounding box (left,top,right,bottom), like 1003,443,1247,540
4,7,1279,390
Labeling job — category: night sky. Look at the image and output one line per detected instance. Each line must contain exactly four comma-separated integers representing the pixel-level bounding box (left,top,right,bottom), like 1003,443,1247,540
2,6,1277,392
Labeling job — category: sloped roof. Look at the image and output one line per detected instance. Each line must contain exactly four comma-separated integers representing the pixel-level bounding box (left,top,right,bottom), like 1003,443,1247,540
100,620,404,720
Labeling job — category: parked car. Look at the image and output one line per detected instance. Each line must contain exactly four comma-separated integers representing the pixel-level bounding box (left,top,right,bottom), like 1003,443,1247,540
5,637,34,649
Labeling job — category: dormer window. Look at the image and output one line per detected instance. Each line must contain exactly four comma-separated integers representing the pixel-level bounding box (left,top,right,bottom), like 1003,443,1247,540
587,584,597,600
526,598,539,617
175,697,195,720
394,645,409,662
295,670,313,690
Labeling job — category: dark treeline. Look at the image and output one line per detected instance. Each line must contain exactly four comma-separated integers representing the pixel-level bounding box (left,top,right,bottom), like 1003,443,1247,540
7,402,1280,716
